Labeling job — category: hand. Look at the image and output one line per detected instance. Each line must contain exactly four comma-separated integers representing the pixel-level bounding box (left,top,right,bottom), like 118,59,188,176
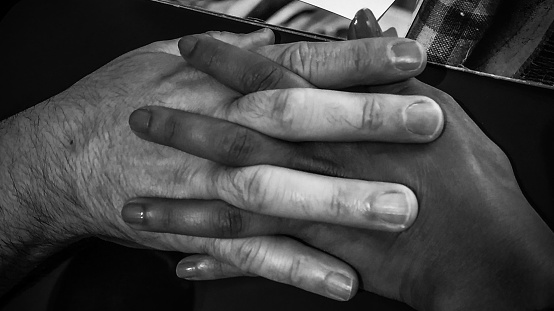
128,30,554,310
0,28,442,298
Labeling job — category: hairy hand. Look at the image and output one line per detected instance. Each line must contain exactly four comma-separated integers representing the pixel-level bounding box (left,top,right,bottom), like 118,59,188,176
128,31,554,310
35,29,441,301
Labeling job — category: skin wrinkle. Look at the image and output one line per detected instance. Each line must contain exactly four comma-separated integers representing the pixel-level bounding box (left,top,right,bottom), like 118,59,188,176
231,239,261,272
219,206,244,237
328,186,352,219
221,126,253,164
215,167,245,207
361,95,383,131
250,63,285,92
290,41,314,83
242,167,268,212
288,255,304,285
228,92,263,120
350,43,373,81
272,89,296,131
163,114,180,146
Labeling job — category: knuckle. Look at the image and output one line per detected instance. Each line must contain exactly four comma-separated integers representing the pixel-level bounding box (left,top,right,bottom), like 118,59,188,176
214,205,244,238
283,42,314,80
271,90,299,129
202,46,220,69
242,63,285,91
286,254,304,285
232,93,266,118
220,127,254,164
243,167,269,210
352,41,373,71
225,167,268,210
234,239,265,271
161,115,181,145
329,188,350,218
360,96,383,131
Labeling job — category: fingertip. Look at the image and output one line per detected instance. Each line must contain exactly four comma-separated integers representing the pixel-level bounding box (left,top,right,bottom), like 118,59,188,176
264,28,276,45
176,257,201,279
389,39,426,72
401,185,419,231
253,28,275,44
367,184,418,232
324,271,358,301
404,96,444,141
129,108,152,135
121,201,146,227
178,35,200,58
242,28,275,49
176,256,245,280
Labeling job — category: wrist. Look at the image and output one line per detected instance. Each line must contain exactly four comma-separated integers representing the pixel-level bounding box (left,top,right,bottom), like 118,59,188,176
0,99,87,253
0,100,85,294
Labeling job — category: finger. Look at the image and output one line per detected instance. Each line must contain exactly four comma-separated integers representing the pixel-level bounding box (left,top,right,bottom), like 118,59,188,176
256,37,426,88
382,27,399,37
129,106,299,167
224,89,444,142
347,8,383,40
131,90,443,145
209,165,418,232
127,106,418,231
205,28,275,50
203,236,358,301
129,101,442,174
121,198,290,238
176,255,250,280
143,28,275,56
178,33,314,94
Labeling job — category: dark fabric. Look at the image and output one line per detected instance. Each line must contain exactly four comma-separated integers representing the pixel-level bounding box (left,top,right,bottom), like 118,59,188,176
516,21,554,86
48,240,194,311
407,0,501,65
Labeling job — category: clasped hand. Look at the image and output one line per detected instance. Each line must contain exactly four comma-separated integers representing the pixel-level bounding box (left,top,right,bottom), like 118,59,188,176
42,21,553,311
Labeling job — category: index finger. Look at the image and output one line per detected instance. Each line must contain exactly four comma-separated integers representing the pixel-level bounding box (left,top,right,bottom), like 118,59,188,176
212,165,418,232
178,33,313,94
178,32,426,92
256,37,426,89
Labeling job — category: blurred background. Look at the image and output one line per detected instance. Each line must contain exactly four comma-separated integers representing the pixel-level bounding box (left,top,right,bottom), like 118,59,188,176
163,0,422,38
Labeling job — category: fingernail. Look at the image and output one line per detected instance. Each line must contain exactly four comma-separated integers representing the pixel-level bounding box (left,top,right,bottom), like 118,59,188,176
391,41,423,71
404,101,442,136
176,260,199,279
178,35,199,57
129,108,151,134
121,203,146,226
355,8,382,38
325,272,354,301
373,192,410,227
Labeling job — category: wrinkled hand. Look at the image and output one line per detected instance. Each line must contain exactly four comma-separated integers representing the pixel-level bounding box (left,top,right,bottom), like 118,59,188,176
129,29,554,310
43,28,441,301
